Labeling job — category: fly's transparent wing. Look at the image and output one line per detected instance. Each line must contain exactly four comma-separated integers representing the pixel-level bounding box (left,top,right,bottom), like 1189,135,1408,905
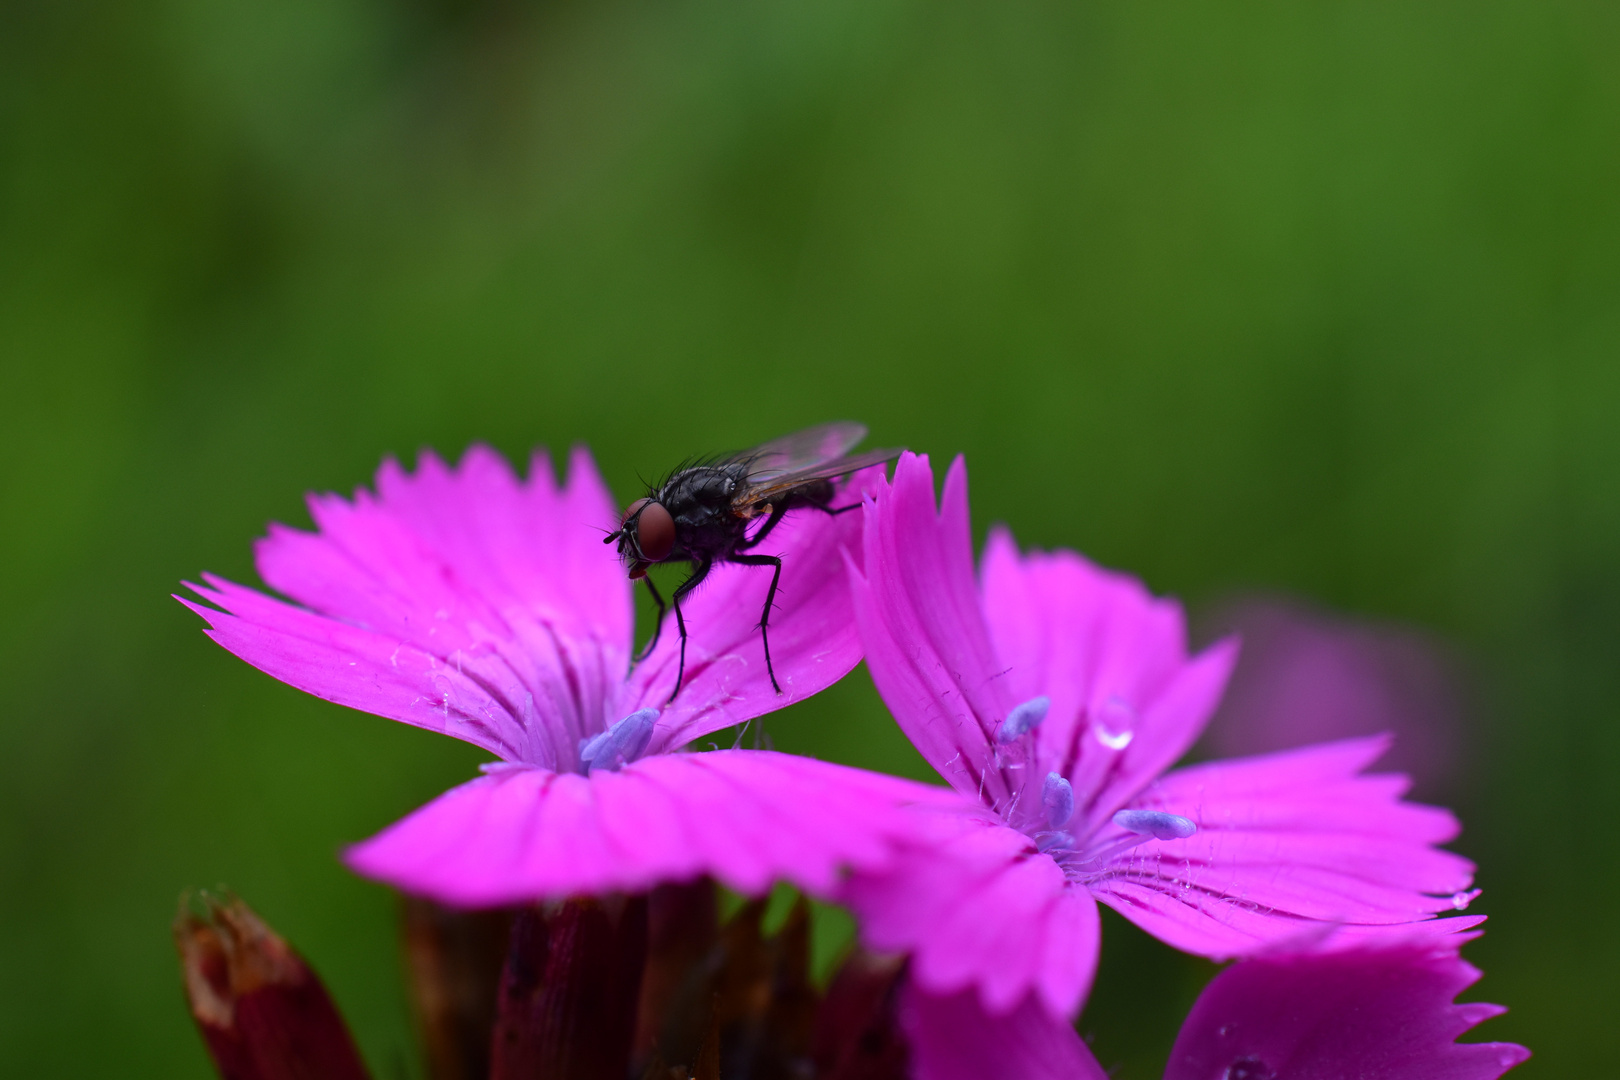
735,446,903,507
734,422,868,484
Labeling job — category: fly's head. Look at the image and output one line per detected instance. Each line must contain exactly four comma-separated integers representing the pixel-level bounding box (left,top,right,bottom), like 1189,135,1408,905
609,496,677,579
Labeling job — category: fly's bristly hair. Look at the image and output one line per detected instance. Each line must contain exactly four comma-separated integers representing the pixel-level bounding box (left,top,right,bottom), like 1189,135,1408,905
643,448,754,499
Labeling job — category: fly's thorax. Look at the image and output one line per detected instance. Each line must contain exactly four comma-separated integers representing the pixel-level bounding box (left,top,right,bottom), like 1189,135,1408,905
658,464,746,515
649,464,750,561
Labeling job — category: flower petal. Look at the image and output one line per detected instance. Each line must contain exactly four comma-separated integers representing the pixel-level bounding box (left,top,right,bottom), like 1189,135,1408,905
1164,938,1529,1080
1090,737,1479,959
180,446,629,768
902,979,1108,1080
632,468,884,752
839,813,1102,1019
850,454,1011,803
346,750,960,906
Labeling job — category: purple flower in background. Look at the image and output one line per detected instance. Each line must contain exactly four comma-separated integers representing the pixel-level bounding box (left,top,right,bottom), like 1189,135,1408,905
179,446,955,905
1200,594,1468,799
1162,934,1529,1080
840,453,1481,1019
904,935,1528,1080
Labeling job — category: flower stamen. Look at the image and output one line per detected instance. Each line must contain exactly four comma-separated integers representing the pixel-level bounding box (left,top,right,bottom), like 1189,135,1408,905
1112,809,1197,841
1042,772,1074,830
579,708,658,774
996,696,1050,743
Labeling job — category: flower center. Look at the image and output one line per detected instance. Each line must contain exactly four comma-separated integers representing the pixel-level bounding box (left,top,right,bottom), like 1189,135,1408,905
992,695,1199,872
1032,772,1076,852
1047,807,1198,874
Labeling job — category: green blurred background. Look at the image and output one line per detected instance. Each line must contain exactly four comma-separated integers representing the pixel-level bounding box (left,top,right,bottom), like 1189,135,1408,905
3,0,1616,1074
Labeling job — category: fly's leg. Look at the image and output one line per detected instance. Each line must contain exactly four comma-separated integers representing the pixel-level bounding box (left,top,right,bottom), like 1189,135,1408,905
634,574,667,662
740,481,867,553
818,474,869,516
738,492,860,554
730,553,785,695
736,503,789,552
667,558,713,702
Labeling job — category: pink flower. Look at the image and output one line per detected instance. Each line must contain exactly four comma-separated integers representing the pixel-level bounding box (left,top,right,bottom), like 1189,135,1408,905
179,446,956,906
840,453,1480,1019
1161,933,1529,1080
904,933,1528,1080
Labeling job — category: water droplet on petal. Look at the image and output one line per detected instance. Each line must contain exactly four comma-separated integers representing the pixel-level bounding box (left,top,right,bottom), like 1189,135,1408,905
1092,695,1136,749
1451,889,1480,911
1224,1057,1274,1080
1096,726,1133,750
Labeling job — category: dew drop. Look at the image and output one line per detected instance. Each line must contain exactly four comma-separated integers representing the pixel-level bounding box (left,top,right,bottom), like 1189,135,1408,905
1451,889,1480,911
1223,1057,1274,1080
1096,726,1134,750
1092,695,1136,749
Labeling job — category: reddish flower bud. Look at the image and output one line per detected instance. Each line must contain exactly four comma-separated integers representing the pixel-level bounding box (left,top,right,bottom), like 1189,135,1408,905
173,891,371,1080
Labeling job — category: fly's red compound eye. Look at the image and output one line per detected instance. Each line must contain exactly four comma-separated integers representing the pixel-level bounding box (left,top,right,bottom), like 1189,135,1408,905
632,500,675,562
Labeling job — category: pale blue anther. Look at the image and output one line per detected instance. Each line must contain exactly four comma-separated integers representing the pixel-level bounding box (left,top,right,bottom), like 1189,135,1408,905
997,696,1050,744
579,708,658,774
1042,772,1074,831
1112,808,1197,841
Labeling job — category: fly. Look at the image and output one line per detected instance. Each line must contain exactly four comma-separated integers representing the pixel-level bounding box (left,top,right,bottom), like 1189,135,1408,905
605,422,900,701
